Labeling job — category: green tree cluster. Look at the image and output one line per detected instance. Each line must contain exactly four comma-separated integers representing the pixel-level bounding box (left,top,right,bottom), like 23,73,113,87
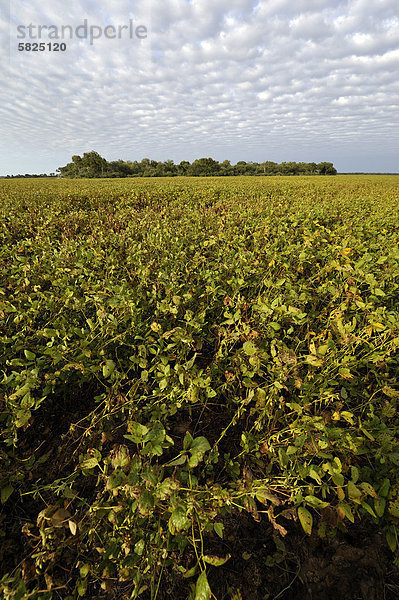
57,151,337,178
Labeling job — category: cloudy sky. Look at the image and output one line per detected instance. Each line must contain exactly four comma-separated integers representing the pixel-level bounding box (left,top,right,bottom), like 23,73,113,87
1,0,399,174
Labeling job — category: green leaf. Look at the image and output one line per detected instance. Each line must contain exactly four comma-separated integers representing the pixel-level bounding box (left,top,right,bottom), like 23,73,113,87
332,457,342,473
183,564,199,578
298,506,313,535
388,501,399,518
347,481,362,503
159,378,168,390
15,409,31,428
361,501,377,518
1,485,14,504
138,491,154,516
256,388,267,405
194,571,211,600
168,507,191,535
278,448,289,467
167,454,187,467
77,578,87,597
374,498,386,518
308,469,322,484
338,502,355,523
304,495,329,509
341,411,355,425
188,451,204,468
243,341,256,356
183,431,193,450
102,359,116,378
106,471,127,490
350,466,359,483
379,478,390,498
360,482,378,498
386,529,397,552
331,472,345,486
80,457,99,470
80,564,90,578
255,489,281,506
134,539,145,556
191,436,211,454
214,523,224,538
126,421,149,443
24,350,36,361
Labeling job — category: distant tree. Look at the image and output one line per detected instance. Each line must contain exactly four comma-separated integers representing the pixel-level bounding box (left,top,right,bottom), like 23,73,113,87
141,158,151,170
307,162,318,174
57,151,107,178
190,158,221,176
260,161,278,175
80,151,108,177
220,160,233,176
317,162,337,175
234,161,248,175
162,160,177,176
178,160,191,175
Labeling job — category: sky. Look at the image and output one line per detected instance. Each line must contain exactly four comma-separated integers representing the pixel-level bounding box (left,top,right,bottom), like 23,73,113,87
1,0,399,174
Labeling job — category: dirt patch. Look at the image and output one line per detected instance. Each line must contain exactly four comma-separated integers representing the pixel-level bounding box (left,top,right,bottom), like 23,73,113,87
156,512,399,600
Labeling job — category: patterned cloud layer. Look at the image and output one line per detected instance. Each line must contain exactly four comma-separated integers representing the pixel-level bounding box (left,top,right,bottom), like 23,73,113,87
1,0,398,173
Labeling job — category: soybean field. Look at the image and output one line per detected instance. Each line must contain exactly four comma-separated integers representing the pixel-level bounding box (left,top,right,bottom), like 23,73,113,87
1,175,399,599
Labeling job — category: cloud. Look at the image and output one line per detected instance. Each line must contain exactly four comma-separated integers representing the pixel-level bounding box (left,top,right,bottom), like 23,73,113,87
0,0,398,173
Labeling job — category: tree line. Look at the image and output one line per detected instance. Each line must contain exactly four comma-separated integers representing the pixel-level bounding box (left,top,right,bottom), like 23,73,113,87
57,151,337,178
2,173,57,179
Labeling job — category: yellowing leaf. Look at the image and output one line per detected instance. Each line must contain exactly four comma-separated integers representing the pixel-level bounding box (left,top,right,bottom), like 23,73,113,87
304,495,329,509
306,354,323,367
388,501,399,518
203,554,231,566
308,469,322,484
168,507,190,535
360,482,378,499
80,457,99,470
194,571,211,600
298,506,313,535
339,368,354,380
337,502,354,523
68,520,77,535
51,508,71,528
